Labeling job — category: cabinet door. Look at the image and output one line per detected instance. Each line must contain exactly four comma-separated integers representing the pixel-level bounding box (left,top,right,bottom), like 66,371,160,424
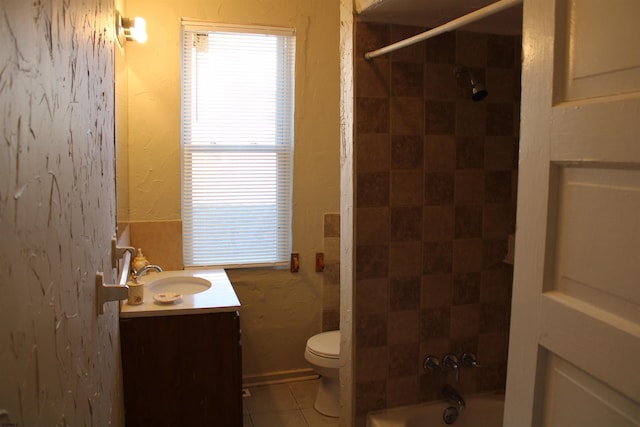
120,312,242,426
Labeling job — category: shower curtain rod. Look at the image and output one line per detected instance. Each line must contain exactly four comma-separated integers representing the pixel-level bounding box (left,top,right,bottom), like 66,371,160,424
364,0,522,60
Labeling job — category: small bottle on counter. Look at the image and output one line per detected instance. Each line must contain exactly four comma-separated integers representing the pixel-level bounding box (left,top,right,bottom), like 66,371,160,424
132,248,150,273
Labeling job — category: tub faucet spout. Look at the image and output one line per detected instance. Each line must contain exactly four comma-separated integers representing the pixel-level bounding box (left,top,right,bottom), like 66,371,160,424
442,384,466,410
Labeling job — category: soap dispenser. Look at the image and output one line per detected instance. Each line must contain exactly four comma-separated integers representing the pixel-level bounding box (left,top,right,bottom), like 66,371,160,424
127,275,144,305
132,248,150,273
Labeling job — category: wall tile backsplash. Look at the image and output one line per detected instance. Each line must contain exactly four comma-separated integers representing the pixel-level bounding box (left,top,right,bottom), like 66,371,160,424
354,21,520,426
323,213,341,331
128,220,184,271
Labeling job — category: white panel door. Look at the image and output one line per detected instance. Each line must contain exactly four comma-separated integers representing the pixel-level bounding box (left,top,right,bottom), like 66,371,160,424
504,0,640,425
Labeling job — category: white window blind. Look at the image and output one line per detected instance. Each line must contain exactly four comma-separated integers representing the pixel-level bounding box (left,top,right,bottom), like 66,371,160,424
181,21,296,268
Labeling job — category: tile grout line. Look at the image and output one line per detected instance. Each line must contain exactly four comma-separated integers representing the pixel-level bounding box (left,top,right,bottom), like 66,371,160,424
243,379,339,426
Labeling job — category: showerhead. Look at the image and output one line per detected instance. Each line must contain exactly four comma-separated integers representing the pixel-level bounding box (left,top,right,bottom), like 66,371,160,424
454,65,488,101
470,80,488,101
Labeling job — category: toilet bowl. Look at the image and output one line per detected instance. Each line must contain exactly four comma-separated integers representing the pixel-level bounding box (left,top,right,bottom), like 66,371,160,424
304,330,340,417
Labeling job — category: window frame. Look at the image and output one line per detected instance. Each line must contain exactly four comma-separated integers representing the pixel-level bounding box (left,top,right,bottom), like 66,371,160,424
180,20,296,269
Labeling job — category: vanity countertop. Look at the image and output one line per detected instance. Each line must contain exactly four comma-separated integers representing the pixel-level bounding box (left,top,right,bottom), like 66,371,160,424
120,269,240,318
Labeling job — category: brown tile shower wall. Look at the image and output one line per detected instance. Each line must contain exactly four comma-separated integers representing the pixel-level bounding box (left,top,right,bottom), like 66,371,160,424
354,22,520,425
323,213,341,331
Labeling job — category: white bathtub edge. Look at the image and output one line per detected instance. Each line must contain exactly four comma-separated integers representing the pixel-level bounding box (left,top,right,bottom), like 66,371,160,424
366,392,506,427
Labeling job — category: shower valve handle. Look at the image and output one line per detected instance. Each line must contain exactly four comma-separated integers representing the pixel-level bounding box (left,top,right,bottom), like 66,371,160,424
442,354,460,381
460,352,478,368
423,355,442,372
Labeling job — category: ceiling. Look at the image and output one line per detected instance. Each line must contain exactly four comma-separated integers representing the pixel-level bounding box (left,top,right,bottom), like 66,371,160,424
357,0,523,35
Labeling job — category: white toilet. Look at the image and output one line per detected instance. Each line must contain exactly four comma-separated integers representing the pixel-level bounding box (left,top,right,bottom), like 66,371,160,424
304,330,340,417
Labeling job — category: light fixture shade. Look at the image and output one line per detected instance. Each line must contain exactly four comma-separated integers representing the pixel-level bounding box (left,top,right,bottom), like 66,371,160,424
129,17,147,43
116,10,148,46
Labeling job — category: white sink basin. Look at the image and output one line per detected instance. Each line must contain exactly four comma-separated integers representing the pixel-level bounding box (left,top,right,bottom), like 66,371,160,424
146,276,212,295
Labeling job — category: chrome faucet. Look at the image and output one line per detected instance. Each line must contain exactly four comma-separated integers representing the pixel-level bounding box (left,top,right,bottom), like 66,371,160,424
442,384,466,410
135,264,163,278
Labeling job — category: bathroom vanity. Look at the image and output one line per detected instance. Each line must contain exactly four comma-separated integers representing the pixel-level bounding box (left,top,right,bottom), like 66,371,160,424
119,270,242,426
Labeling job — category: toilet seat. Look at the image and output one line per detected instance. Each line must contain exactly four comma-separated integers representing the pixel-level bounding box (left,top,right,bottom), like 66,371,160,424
306,330,340,359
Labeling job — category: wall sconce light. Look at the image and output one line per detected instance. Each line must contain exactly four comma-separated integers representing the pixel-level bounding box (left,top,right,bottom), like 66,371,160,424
116,10,148,47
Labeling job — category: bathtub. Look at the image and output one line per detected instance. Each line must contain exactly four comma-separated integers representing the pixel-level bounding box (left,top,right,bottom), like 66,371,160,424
367,393,504,427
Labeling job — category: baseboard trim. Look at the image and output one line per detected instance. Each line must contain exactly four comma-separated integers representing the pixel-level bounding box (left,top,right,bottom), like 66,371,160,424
242,368,318,387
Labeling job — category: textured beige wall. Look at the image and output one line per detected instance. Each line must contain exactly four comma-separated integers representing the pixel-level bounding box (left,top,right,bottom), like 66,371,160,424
115,1,130,225
0,0,123,425
338,0,356,422
122,0,341,379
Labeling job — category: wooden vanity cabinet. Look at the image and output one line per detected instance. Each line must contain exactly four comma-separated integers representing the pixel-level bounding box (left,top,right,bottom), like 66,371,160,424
120,311,242,426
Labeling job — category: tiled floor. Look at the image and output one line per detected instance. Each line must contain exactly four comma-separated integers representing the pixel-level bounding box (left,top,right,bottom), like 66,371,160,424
243,379,340,427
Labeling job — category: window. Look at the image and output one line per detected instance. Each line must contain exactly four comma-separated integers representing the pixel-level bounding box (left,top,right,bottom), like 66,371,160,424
181,21,296,268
